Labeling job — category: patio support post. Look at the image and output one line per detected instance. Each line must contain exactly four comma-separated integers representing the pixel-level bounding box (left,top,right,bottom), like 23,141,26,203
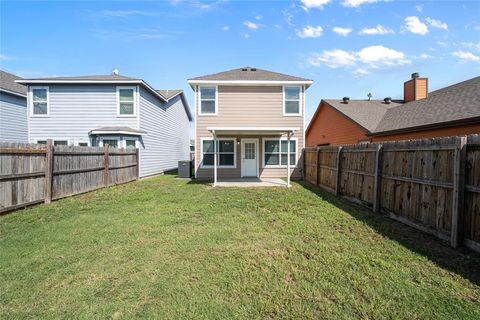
213,130,217,187
287,132,291,188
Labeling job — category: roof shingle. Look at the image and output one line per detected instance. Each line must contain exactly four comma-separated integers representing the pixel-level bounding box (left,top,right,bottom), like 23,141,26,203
0,70,27,96
374,76,480,133
189,67,312,82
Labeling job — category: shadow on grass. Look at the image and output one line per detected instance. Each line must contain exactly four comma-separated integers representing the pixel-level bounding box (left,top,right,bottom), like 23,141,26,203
299,181,480,286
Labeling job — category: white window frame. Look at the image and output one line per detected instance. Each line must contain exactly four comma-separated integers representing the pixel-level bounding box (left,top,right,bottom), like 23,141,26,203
30,86,50,117
200,137,236,168
125,138,138,149
198,85,218,116
99,136,121,148
262,137,298,168
283,86,302,116
116,86,138,117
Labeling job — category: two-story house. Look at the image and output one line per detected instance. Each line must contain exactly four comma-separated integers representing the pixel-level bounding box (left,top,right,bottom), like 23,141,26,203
188,67,313,186
0,70,28,142
17,71,193,178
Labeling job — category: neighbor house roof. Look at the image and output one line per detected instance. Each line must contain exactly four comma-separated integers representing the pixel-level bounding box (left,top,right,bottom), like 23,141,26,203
308,76,480,136
157,89,182,100
373,76,480,135
0,70,27,97
320,99,402,133
16,73,193,121
188,67,313,87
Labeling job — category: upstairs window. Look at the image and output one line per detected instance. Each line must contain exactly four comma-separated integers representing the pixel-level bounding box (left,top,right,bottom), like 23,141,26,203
199,86,217,115
31,87,49,116
118,87,135,116
284,86,301,115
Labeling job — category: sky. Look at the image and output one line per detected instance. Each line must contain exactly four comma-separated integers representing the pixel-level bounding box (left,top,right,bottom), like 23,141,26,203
1,0,480,124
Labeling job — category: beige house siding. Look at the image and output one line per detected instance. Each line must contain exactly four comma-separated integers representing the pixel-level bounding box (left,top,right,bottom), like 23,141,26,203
195,85,305,180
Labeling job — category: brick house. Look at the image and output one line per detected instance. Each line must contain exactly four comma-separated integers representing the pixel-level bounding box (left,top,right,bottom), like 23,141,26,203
306,74,480,146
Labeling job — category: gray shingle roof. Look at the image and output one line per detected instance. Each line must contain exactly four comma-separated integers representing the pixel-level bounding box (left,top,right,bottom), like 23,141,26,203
89,126,147,134
18,74,140,81
374,76,480,134
157,89,182,100
189,67,312,82
323,99,403,132
0,70,27,96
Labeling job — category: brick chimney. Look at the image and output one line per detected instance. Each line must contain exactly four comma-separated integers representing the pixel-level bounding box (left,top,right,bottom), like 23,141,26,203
404,72,428,102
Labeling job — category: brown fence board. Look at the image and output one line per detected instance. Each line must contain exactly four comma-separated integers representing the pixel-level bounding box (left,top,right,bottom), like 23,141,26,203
1,142,139,213
302,134,480,252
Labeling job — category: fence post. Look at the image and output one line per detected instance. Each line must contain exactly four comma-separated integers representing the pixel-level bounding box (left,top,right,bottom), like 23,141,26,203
373,144,383,214
316,148,321,186
302,149,306,181
451,136,467,248
104,144,109,187
335,146,343,196
44,139,53,204
135,148,140,180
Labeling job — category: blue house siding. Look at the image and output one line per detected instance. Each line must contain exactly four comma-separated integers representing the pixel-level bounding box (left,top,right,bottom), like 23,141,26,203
28,84,138,144
0,92,28,142
139,88,190,177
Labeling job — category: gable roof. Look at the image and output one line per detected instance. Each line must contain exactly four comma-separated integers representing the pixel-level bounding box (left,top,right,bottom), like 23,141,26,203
188,67,313,88
157,89,182,100
373,76,480,135
309,99,402,133
16,74,140,82
15,73,193,121
308,76,480,136
0,70,27,97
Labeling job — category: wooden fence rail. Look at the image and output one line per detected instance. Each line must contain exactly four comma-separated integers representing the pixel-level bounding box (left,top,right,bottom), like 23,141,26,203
1,140,139,213
303,134,480,253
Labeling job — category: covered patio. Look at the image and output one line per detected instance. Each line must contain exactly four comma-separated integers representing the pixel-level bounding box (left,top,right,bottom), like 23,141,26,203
206,127,299,187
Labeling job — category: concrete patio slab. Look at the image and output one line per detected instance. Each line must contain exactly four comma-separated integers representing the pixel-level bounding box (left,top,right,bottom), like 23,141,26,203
215,178,288,188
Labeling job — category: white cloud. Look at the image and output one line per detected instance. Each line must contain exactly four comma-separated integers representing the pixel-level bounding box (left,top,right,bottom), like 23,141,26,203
402,16,429,35
452,51,480,63
222,26,229,31
332,27,352,37
425,17,448,30
254,15,262,20
357,45,410,67
307,49,357,68
419,53,432,59
415,4,423,12
475,26,480,31
341,0,379,8
308,45,410,73
297,25,323,38
301,0,331,10
353,68,369,77
359,24,394,35
244,21,260,30
462,42,480,51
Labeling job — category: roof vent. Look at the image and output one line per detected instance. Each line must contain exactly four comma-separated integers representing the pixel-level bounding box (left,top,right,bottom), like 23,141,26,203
112,69,119,76
251,68,257,71
342,97,350,104
241,67,249,71
384,97,392,104
411,72,419,79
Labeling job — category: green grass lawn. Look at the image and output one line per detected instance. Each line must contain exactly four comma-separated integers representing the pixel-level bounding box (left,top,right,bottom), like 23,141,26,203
1,174,479,319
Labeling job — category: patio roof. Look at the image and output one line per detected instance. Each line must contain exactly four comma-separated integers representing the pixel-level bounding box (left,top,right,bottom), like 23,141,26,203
206,127,300,136
88,126,147,136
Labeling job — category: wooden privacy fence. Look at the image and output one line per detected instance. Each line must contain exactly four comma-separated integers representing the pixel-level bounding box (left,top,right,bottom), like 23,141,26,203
303,135,480,253
1,140,139,213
